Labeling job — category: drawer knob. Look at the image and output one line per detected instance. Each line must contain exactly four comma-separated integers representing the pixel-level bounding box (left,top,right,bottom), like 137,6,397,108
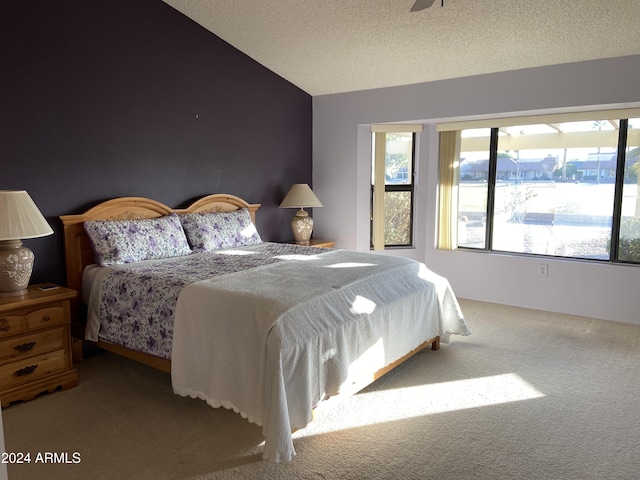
42,315,50,322
0,318,9,332
14,365,38,377
14,342,36,353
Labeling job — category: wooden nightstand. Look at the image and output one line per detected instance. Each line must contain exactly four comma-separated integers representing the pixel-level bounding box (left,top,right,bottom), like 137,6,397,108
0,285,78,407
289,239,336,248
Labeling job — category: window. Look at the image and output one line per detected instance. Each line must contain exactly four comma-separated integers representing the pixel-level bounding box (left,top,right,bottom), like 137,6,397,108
457,128,490,249
371,125,422,250
618,117,640,262
438,109,640,264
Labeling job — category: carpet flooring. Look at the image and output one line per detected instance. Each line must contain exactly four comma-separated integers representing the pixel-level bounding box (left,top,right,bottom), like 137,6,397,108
3,298,640,480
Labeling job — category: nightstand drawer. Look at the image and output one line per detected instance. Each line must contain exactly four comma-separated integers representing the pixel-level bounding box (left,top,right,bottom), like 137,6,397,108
26,306,66,330
0,327,65,365
0,306,66,338
0,315,25,338
0,349,67,389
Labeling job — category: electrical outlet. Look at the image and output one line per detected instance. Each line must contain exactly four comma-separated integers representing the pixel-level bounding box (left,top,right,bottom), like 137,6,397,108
538,263,548,277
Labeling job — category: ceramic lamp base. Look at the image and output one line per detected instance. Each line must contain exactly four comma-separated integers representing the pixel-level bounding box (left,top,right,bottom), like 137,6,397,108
291,209,313,245
0,240,34,297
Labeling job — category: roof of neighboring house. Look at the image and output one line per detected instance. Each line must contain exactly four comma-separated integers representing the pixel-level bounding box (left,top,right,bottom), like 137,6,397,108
463,157,558,173
569,153,617,170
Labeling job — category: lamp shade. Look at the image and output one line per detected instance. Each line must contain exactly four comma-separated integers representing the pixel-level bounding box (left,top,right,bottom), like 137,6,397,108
0,190,53,241
279,184,323,209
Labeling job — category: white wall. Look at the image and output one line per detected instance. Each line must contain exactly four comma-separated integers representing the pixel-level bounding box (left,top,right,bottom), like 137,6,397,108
312,55,640,326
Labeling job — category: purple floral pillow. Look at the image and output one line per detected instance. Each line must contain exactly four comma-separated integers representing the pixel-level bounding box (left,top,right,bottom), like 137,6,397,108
180,208,262,252
84,214,192,266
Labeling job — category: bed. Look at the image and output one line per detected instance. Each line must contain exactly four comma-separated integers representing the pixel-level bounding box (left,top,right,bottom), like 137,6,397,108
60,193,470,462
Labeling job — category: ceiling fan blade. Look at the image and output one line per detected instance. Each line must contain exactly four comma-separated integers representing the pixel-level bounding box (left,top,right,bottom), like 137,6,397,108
410,0,436,12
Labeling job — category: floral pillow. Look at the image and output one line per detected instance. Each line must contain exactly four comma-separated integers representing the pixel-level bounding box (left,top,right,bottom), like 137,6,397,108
180,208,262,252
84,214,192,266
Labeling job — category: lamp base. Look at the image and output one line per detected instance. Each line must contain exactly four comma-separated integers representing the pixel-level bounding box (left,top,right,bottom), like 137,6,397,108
291,209,314,245
0,240,34,297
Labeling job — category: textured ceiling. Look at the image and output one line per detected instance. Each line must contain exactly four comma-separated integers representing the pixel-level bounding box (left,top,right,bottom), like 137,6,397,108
162,0,640,96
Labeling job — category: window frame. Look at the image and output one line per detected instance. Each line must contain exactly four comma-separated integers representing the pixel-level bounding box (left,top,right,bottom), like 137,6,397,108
370,125,422,250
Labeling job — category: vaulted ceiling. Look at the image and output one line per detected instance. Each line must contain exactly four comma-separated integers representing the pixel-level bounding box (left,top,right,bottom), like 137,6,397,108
162,0,640,96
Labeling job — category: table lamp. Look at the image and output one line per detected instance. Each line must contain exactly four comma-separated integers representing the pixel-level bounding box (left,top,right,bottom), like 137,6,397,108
0,190,54,297
279,184,323,245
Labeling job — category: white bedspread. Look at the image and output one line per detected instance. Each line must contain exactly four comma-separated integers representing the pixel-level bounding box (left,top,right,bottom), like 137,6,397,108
171,249,469,462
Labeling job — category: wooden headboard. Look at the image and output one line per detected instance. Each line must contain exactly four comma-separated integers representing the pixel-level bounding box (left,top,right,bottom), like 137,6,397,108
59,194,261,308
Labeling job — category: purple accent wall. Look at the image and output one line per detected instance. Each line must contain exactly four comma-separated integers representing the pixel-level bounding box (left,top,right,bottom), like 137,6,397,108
1,0,312,285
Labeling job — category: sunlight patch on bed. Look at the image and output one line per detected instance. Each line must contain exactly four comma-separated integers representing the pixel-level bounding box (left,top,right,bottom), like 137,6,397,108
274,254,323,261
350,295,377,315
325,262,376,269
417,263,435,280
296,374,544,438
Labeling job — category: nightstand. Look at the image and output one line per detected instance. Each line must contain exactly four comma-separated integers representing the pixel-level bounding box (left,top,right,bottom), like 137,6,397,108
0,285,78,407
289,239,336,248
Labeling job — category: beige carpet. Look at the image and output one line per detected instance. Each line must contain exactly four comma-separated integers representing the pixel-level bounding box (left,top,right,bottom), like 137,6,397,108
3,299,640,480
